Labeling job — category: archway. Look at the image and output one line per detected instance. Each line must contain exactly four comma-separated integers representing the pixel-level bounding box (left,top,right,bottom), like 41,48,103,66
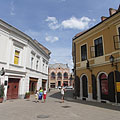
99,73,108,101
80,74,88,99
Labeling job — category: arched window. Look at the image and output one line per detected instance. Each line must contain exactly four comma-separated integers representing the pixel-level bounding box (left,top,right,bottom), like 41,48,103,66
57,72,62,80
51,72,55,79
64,72,68,79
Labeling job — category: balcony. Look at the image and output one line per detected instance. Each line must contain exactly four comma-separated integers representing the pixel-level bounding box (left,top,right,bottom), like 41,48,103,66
113,35,120,50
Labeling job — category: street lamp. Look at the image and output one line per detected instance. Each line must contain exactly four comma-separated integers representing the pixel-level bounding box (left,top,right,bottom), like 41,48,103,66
86,60,92,72
109,55,118,70
0,67,5,76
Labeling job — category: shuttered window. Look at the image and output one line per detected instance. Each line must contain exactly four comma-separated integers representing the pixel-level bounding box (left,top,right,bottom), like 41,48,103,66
14,50,20,65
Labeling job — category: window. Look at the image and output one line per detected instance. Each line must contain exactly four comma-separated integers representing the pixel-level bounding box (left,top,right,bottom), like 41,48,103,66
14,50,20,65
36,60,39,70
118,27,120,35
57,72,62,80
51,72,55,79
81,44,87,61
94,37,103,57
31,57,34,68
64,72,68,79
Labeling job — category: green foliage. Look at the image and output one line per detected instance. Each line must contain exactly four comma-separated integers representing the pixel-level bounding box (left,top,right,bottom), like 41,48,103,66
0,84,4,98
25,92,30,98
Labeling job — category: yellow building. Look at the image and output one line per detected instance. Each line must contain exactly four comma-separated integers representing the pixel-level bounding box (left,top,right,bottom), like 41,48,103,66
72,7,120,103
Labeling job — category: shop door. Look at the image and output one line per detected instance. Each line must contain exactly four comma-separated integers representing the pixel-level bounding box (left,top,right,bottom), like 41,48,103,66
29,81,37,94
7,78,19,100
92,74,97,100
100,73,108,100
82,75,88,98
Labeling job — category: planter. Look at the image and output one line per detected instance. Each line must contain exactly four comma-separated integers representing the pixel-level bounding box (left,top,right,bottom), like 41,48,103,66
25,95,30,99
0,97,3,103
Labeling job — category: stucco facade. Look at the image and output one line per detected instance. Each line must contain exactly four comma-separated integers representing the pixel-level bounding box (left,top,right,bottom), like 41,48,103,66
0,19,50,100
72,7,120,104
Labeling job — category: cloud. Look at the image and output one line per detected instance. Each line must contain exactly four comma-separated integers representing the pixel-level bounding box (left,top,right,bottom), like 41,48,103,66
45,17,60,30
45,16,96,30
61,16,91,30
45,35,59,43
10,1,15,16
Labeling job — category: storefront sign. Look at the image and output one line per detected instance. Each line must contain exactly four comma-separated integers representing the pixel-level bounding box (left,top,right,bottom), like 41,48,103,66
116,82,120,92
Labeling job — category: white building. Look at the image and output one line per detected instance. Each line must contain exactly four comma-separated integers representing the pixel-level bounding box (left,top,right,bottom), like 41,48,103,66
0,19,51,100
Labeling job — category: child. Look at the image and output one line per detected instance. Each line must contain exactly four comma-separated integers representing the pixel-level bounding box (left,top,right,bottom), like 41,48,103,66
43,88,47,103
35,90,39,103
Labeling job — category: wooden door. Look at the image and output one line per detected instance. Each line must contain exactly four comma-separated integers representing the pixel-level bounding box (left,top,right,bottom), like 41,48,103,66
82,75,88,98
7,78,19,100
92,74,97,100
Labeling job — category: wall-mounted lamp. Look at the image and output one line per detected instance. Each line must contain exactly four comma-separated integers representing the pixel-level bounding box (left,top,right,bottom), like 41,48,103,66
0,67,5,76
109,55,118,70
86,60,92,72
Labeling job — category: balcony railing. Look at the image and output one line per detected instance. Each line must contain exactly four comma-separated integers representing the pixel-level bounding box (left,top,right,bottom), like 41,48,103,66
113,35,120,50
57,77,62,80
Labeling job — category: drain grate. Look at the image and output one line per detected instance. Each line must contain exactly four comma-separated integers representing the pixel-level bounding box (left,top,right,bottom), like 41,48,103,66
37,115,50,119
62,106,71,108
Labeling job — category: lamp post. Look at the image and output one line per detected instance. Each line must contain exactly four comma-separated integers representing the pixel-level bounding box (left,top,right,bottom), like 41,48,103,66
109,55,117,103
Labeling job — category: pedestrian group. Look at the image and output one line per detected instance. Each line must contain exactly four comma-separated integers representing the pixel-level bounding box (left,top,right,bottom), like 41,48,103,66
35,87,47,103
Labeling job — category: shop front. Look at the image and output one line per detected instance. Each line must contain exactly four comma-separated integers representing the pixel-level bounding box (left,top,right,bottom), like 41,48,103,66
29,78,38,94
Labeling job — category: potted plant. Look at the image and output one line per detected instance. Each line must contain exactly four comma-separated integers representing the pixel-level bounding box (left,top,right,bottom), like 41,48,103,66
25,92,30,99
0,84,4,103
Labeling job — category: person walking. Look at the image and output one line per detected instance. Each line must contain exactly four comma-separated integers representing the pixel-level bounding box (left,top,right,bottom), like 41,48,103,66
39,87,43,102
61,86,65,103
35,90,39,103
43,88,47,103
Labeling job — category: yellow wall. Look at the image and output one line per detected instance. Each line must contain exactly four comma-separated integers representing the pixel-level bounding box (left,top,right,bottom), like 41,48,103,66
73,12,120,95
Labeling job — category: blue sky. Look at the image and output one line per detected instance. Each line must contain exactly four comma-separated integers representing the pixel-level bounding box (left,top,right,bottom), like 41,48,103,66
0,0,119,70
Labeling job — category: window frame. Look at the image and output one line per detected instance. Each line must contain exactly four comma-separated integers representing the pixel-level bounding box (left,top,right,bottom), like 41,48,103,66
81,44,87,61
14,50,20,65
94,36,104,57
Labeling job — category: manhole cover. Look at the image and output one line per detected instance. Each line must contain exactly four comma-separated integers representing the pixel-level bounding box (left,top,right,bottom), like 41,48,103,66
62,106,71,108
37,115,50,119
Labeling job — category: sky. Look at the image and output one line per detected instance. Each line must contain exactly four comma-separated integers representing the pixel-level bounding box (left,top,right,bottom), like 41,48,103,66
0,0,119,71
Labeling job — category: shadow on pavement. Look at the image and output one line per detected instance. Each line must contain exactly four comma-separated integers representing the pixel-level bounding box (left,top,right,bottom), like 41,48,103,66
49,90,120,111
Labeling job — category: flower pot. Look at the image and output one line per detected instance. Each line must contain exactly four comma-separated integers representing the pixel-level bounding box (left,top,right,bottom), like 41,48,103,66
0,97,3,103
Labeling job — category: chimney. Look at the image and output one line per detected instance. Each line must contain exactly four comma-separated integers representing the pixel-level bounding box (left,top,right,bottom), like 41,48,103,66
101,16,108,21
118,4,120,12
109,8,117,16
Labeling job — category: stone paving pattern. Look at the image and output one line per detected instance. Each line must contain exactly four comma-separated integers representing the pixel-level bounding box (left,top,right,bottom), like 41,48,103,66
0,89,120,120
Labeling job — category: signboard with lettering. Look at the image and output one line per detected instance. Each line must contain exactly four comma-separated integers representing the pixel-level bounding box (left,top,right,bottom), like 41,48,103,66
116,82,120,92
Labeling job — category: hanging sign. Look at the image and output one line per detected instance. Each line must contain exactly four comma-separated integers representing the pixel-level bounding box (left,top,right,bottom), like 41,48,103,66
116,82,120,92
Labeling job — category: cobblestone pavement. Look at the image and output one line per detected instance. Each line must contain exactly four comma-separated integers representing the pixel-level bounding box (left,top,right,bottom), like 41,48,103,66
0,89,120,120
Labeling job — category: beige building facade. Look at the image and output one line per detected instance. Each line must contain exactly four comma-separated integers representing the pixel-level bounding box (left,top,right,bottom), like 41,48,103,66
72,6,120,104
